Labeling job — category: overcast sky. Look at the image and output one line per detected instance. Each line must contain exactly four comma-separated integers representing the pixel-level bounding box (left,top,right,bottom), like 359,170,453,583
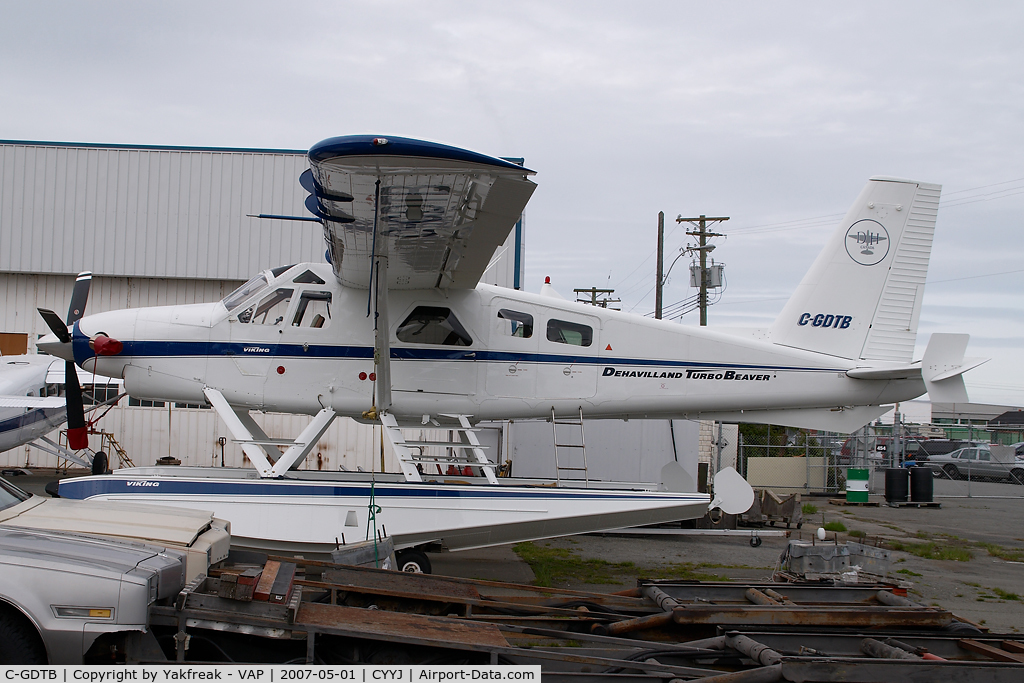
3,1,1022,408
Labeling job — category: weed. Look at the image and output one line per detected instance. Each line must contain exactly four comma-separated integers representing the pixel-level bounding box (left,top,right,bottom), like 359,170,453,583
961,581,981,588
888,541,972,562
849,529,867,539
512,542,635,587
993,588,1020,601
896,568,922,577
978,543,1024,563
659,563,732,582
915,531,929,539
823,521,847,533
802,503,818,515
896,558,906,563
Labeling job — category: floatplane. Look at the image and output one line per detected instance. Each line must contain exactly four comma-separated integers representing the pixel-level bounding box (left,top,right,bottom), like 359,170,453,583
40,136,982,571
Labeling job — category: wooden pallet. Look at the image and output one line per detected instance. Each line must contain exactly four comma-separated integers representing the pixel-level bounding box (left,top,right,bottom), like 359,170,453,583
886,501,942,509
828,498,881,507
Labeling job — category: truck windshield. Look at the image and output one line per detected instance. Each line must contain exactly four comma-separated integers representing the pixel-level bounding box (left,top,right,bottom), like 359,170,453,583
0,477,30,512
222,274,270,312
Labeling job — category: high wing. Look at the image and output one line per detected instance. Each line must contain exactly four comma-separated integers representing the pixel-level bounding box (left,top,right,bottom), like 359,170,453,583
0,395,65,408
304,135,537,290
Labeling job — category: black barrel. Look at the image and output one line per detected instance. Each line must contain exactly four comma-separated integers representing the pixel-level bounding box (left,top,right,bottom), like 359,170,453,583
884,468,910,503
910,466,934,503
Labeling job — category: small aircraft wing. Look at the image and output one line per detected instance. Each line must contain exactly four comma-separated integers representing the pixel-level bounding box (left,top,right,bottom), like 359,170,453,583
305,135,537,290
0,395,65,408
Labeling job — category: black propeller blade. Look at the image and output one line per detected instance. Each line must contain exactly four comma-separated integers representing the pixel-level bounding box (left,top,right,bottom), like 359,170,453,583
37,272,93,450
67,271,92,325
38,308,71,343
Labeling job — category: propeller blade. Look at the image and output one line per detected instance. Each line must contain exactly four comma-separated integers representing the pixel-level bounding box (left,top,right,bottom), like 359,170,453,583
67,271,92,325
38,308,72,344
63,360,89,450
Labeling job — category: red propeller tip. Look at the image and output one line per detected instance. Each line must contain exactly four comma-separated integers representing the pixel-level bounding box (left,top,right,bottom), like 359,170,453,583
67,427,89,451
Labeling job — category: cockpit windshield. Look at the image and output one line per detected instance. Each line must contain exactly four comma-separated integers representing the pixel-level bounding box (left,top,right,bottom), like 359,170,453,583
0,477,30,512
222,274,270,312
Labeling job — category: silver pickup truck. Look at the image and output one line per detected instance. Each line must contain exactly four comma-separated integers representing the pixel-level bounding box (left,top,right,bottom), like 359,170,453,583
0,476,229,664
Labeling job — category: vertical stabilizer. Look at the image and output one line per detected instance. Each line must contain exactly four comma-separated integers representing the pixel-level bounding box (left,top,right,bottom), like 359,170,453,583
769,178,941,362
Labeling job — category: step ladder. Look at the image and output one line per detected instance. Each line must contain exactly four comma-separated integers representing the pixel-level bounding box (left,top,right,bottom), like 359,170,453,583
551,406,589,486
380,413,498,485
97,430,135,468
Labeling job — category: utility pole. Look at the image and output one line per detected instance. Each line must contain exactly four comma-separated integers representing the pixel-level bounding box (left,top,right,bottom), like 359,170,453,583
655,212,665,319
574,287,620,309
676,214,729,326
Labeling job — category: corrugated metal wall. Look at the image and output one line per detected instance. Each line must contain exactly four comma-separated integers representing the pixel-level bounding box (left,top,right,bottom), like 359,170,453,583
0,142,320,279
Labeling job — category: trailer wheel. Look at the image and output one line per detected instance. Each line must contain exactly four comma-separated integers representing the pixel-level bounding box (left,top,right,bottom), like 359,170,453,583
749,536,762,548
0,608,47,664
396,549,432,574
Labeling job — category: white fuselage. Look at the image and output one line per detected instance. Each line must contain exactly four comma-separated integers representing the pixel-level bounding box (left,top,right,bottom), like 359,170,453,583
72,262,924,422
0,356,66,453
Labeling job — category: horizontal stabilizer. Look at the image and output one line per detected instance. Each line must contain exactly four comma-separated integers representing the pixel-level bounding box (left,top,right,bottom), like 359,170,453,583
921,333,985,402
704,405,889,433
0,395,65,409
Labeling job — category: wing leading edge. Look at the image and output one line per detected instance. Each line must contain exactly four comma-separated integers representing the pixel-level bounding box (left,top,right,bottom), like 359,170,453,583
305,135,537,290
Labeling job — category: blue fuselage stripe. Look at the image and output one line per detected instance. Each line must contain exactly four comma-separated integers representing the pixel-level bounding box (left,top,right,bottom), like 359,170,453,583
58,477,697,502
75,334,844,374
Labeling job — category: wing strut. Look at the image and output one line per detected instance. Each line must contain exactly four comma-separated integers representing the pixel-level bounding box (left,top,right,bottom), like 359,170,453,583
365,177,393,417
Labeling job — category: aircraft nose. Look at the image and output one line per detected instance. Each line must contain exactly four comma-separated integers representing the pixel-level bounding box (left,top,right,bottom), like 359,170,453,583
37,333,74,361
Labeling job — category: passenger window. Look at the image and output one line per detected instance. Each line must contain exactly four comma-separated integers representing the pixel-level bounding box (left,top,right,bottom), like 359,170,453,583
979,450,991,461
291,291,332,329
547,319,593,347
397,307,472,346
243,288,293,325
497,309,533,338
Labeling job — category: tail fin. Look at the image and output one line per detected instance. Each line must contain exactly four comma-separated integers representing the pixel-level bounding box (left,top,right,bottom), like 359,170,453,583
769,177,941,362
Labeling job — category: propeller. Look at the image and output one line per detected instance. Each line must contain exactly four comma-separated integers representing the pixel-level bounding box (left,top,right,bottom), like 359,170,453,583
37,272,92,450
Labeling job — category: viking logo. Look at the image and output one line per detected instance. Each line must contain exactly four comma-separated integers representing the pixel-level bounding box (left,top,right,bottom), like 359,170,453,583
845,219,889,266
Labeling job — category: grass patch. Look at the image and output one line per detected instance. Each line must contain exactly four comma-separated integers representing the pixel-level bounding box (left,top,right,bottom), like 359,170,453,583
823,521,847,532
961,581,981,588
848,529,867,539
915,531,930,539
978,543,1024,563
889,541,973,562
993,588,1020,601
512,542,637,587
896,568,922,577
802,503,818,515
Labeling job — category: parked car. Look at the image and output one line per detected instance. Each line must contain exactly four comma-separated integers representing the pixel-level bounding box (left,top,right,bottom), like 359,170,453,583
922,446,1024,484
0,476,229,664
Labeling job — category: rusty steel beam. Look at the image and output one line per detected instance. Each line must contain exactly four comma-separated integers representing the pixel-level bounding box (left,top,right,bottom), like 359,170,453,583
672,605,952,628
860,638,919,660
958,639,1024,664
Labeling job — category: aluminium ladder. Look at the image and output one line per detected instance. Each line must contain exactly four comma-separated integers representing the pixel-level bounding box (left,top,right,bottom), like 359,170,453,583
379,413,498,484
551,406,589,486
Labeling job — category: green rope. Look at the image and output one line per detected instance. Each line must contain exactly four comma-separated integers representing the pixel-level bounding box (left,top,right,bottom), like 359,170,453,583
366,480,382,567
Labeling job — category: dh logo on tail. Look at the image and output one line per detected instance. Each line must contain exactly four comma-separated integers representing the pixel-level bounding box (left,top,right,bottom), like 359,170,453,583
845,219,889,266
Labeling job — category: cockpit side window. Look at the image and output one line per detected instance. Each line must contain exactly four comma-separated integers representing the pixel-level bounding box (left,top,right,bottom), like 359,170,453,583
291,291,332,329
293,270,326,285
223,274,270,312
239,288,293,325
396,306,472,346
546,319,593,347
497,309,533,338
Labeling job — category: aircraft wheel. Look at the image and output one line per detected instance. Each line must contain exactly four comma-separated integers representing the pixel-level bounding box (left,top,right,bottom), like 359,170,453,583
91,451,109,476
0,608,47,664
943,465,960,481
749,536,762,548
396,549,432,574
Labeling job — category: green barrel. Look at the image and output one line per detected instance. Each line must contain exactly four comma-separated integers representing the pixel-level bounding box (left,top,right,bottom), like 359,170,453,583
846,468,870,503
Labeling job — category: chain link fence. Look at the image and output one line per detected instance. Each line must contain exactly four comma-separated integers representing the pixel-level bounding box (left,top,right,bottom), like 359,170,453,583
737,423,1024,500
